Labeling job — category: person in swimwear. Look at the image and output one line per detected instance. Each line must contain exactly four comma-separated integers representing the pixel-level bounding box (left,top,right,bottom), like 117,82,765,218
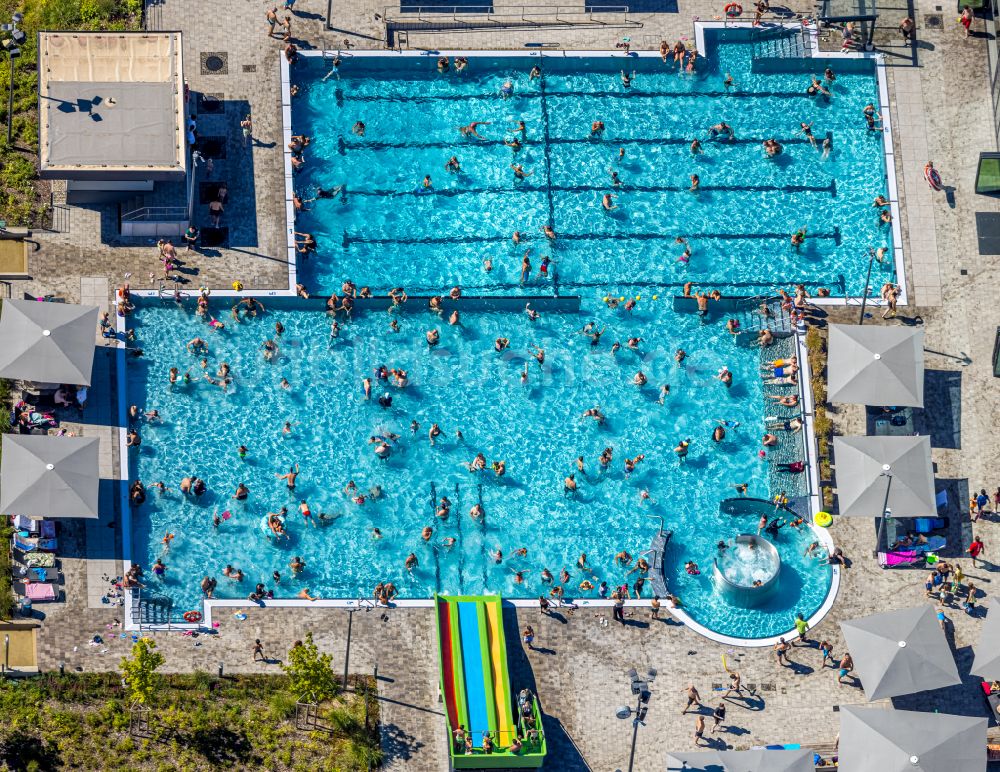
800,122,818,148
458,121,491,138
276,463,300,490
708,122,733,139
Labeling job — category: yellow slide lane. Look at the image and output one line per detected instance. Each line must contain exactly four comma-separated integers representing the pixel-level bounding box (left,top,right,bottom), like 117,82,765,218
484,601,514,741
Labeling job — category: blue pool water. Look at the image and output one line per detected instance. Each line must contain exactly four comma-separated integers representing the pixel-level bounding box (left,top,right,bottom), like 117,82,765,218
128,302,830,639
291,33,894,296
124,32,891,639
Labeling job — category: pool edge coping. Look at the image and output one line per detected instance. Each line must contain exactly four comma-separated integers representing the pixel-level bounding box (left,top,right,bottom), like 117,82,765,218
118,321,839,648
121,35,868,643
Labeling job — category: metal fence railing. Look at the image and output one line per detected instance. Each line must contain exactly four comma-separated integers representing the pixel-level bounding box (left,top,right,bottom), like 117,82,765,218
121,206,188,222
382,4,635,32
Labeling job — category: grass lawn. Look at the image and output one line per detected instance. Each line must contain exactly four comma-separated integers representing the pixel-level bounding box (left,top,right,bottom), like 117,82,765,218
0,0,142,226
0,672,381,771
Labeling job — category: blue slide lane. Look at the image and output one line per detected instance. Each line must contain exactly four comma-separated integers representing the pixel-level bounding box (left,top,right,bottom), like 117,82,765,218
457,601,489,735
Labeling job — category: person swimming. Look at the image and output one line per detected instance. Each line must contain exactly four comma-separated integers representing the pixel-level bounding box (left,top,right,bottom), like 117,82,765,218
458,121,491,138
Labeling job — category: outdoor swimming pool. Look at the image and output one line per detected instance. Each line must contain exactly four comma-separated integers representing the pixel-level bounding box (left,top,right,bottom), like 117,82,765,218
127,301,830,640
290,30,894,297
127,30,894,640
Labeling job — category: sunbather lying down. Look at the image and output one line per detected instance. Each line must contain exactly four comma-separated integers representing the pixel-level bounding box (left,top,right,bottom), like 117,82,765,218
890,533,928,550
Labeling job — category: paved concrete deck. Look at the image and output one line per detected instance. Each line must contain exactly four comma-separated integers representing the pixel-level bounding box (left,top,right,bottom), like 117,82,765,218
12,0,1000,769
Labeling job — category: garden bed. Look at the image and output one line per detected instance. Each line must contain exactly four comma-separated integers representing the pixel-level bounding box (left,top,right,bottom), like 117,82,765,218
0,672,380,771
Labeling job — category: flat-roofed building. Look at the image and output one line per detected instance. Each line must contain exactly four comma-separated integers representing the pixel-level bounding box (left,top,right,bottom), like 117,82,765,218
37,31,190,235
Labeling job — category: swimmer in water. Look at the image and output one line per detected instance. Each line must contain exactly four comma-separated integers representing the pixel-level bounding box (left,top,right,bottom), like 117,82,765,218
708,122,734,140
800,122,817,148
869,246,889,263
602,193,617,211
458,121,491,139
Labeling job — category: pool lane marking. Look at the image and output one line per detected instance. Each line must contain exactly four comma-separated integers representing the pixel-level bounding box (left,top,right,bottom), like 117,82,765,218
338,135,832,153
537,69,556,226
336,181,837,197
429,481,442,592
343,226,842,247
456,481,464,590
332,89,834,103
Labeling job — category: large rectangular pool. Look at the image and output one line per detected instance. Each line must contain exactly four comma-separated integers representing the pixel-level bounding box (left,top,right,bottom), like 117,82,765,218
125,29,883,641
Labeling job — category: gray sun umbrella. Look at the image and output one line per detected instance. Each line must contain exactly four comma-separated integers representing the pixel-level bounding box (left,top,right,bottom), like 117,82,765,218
827,324,924,407
832,436,935,518
0,435,100,519
971,596,1000,680
666,748,815,771
839,605,960,701
839,706,986,772
0,299,99,386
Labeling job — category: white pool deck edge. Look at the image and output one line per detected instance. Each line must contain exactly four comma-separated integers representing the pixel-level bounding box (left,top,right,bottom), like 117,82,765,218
120,33,880,645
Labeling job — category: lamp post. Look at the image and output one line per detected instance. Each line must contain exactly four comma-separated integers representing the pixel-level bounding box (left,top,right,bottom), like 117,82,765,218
614,668,656,772
1,13,24,146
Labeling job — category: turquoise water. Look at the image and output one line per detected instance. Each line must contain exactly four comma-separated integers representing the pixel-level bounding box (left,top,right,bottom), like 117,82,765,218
291,33,894,296
125,34,888,638
127,302,830,638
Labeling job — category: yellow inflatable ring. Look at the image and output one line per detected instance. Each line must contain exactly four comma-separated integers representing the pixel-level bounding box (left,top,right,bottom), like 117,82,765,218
814,511,832,528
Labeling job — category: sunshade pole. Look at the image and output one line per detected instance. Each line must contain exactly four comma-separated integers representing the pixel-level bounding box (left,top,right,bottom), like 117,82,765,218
859,250,876,325
873,471,892,558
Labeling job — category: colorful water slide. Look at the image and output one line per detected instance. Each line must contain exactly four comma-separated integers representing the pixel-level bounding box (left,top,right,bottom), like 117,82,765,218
434,595,546,769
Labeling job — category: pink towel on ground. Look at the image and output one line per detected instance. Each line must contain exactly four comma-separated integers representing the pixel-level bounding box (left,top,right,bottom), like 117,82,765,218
879,550,920,567
24,583,56,601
